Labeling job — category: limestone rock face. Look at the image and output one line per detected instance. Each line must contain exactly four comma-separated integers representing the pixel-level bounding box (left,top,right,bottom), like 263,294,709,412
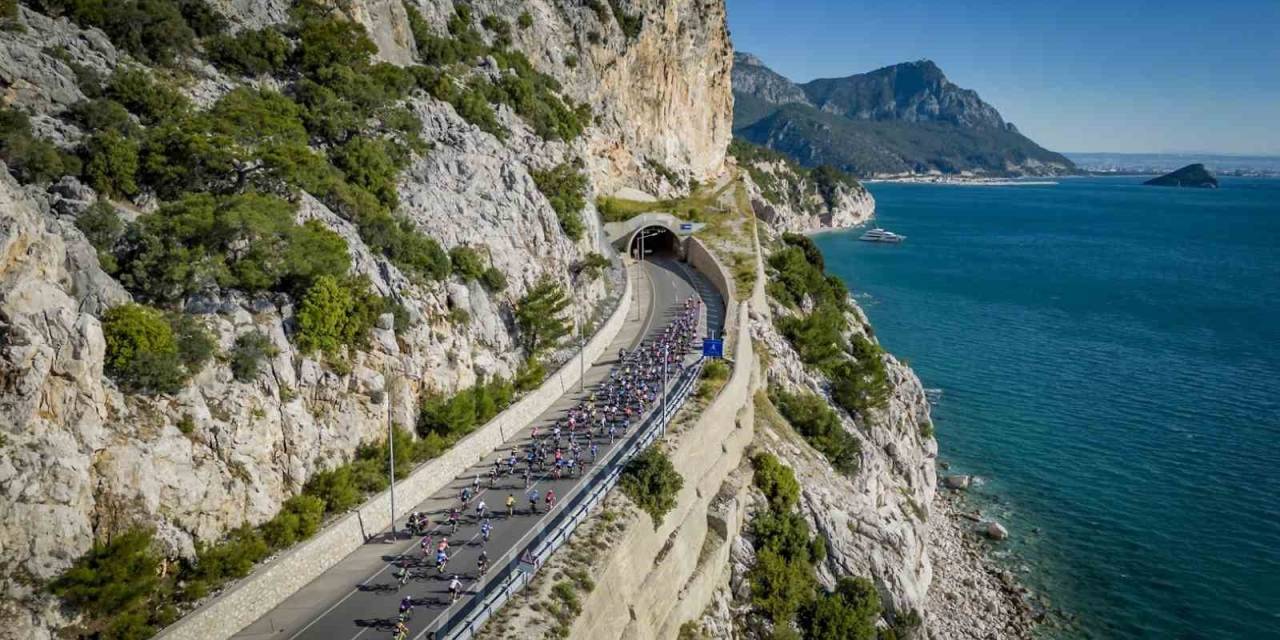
406,0,733,194
740,159,876,233
0,0,732,634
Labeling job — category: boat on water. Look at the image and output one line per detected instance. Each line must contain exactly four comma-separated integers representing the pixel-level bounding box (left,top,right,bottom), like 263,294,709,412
859,228,906,243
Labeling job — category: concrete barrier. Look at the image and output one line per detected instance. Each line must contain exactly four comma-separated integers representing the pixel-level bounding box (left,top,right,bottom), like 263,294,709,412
158,269,634,640
685,236,738,345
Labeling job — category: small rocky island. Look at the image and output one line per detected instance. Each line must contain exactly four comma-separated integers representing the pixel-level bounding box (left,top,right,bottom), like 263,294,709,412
1144,163,1219,188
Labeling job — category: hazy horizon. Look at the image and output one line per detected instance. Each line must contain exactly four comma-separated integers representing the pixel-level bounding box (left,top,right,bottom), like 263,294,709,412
727,0,1280,157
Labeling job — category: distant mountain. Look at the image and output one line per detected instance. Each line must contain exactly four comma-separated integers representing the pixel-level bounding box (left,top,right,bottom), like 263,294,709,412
731,53,1075,177
1144,163,1219,188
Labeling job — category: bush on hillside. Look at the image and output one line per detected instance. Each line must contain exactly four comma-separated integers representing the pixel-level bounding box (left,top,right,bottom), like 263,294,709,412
69,98,138,137
81,130,140,197
230,331,277,382
106,68,190,124
771,386,860,475
530,162,588,240
48,528,160,620
101,303,187,394
75,200,124,271
0,107,81,184
620,446,684,529
449,245,485,281
205,27,291,76
293,13,377,72
294,274,384,356
801,577,882,640
515,278,572,355
751,452,800,512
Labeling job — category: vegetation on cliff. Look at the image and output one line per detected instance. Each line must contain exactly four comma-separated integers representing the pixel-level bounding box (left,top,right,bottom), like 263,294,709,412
620,446,685,529
749,452,886,639
729,137,865,216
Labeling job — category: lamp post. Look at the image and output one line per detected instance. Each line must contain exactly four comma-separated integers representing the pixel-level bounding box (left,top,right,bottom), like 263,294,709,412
578,306,585,393
386,364,396,541
661,342,669,436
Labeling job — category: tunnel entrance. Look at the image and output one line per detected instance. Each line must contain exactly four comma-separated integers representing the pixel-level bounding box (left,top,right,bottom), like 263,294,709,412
628,225,679,259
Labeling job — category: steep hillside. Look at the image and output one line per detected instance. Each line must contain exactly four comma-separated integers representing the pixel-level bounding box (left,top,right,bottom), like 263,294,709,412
729,138,875,232
731,52,1075,177
0,1,730,637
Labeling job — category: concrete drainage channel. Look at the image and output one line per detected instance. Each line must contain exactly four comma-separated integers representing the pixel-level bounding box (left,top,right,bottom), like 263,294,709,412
429,360,705,640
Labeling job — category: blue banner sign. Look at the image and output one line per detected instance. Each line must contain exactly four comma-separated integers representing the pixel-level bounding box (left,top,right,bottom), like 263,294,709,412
702,338,724,358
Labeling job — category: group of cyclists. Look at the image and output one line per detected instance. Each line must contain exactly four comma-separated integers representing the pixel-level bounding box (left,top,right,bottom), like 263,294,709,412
388,297,703,639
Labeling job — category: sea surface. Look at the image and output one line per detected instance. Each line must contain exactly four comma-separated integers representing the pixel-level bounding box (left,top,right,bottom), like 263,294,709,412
814,177,1280,639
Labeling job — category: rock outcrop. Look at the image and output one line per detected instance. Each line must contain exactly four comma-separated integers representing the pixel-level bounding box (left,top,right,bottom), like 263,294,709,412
1144,163,1219,188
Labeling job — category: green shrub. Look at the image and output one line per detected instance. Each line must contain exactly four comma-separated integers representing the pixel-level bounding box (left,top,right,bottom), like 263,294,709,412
777,304,848,372
170,312,216,374
82,130,140,197
827,336,889,417
530,162,588,240
206,27,290,76
69,98,138,136
418,388,477,438
0,107,81,184
76,200,124,270
186,525,269,586
28,0,214,63
515,277,572,355
564,54,578,68
619,446,683,529
578,252,610,279
919,420,934,439
295,274,384,356
101,303,187,394
802,577,881,640
294,14,377,72
771,386,860,475
608,0,643,39
106,68,190,124
261,494,325,549
480,266,507,292
517,11,532,29
515,356,546,392
330,137,404,209
449,245,485,281
48,528,159,619
115,193,349,302
230,331,277,382
751,452,800,512
304,466,363,513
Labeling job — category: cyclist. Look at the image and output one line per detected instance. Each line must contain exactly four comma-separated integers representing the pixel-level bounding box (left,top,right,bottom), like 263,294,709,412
448,575,462,602
435,549,448,573
473,473,481,492
480,518,492,542
399,595,414,621
546,489,557,510
477,549,489,576
523,466,532,488
528,488,540,514
488,465,498,487
419,534,433,557
460,486,471,504
395,564,411,588
505,493,516,517
437,537,450,553
475,499,487,519
393,620,409,640
449,508,460,534
590,442,599,463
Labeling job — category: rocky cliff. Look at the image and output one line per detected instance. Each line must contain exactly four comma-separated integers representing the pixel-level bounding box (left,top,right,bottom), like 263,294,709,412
730,138,875,233
0,1,731,637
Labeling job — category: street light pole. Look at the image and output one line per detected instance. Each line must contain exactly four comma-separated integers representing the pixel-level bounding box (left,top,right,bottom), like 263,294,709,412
661,342,669,436
578,306,585,393
387,365,396,541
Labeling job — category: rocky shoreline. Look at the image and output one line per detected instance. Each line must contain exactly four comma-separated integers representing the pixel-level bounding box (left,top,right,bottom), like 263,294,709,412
927,482,1041,639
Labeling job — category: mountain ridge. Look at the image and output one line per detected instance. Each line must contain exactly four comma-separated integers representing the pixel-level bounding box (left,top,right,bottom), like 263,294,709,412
731,52,1074,177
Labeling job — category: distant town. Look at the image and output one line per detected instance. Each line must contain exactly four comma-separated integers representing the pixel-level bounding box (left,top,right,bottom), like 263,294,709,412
1066,152,1280,177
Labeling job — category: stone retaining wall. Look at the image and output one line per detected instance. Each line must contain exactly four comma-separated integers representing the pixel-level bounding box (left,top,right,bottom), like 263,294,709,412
157,268,634,640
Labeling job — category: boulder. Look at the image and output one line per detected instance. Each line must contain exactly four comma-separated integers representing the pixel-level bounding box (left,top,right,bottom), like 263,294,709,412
980,521,1009,541
943,474,971,490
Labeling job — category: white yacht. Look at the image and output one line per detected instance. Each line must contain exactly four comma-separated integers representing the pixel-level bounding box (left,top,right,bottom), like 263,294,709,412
858,228,906,243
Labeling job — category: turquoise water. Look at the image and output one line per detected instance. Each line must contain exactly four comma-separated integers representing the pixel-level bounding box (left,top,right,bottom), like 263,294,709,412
814,177,1280,639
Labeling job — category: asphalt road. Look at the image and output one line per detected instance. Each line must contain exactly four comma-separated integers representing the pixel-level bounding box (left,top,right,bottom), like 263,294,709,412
232,255,723,640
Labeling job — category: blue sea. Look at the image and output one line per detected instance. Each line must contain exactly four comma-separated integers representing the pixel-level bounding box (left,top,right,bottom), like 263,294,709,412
814,177,1280,639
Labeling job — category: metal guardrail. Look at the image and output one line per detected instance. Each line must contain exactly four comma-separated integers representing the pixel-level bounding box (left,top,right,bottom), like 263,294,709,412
424,358,706,640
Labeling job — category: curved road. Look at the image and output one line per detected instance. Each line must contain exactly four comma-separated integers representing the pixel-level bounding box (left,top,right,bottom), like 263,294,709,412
231,255,723,640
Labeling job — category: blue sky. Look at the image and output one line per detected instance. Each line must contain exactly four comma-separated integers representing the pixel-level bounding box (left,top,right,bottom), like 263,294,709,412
727,0,1280,155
